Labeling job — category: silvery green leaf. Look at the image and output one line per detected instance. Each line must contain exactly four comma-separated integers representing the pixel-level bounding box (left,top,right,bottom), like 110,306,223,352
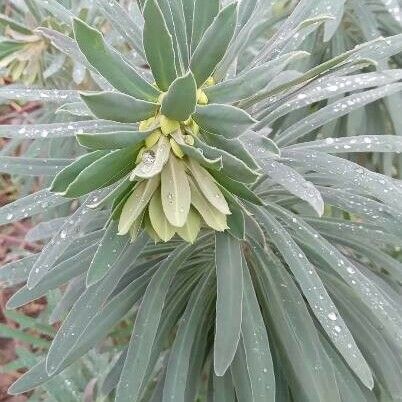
161,72,197,121
286,135,402,153
253,207,374,389
143,0,177,90
0,13,32,34
27,193,101,289
25,218,66,242
269,202,402,336
115,243,197,402
0,255,37,287
64,147,138,198
239,130,280,159
285,150,402,215
162,271,213,402
77,130,150,150
39,0,73,24
190,3,238,86
0,88,80,103
81,91,159,123
51,151,108,194
379,0,402,23
213,370,236,402
96,0,145,59
241,259,275,400
0,156,71,177
193,104,256,139
258,159,324,216
214,232,243,376
171,131,223,170
73,18,159,101
56,102,91,117
10,256,152,394
7,244,96,309
263,70,402,125
276,83,402,146
132,135,170,179
251,245,342,401
322,271,402,399
191,136,259,183
0,189,67,225
49,276,86,324
230,340,253,402
205,132,260,171
45,233,148,375
191,0,219,51
205,51,309,104
86,221,130,286
0,120,134,139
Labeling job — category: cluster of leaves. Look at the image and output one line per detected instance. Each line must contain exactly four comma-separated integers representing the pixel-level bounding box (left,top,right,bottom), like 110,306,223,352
2,0,402,401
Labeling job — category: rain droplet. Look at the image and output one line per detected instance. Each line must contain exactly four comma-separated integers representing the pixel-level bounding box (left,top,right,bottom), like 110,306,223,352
328,312,337,321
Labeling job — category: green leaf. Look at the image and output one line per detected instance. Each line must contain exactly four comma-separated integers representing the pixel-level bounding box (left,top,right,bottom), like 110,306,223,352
0,14,32,34
77,130,151,150
253,207,374,389
230,341,253,401
143,0,177,91
170,131,223,170
0,157,70,177
45,234,148,375
276,83,402,146
190,3,237,86
7,245,96,309
115,243,197,402
149,189,176,242
50,151,107,193
188,159,230,214
73,18,159,101
241,260,275,400
118,175,160,235
287,134,402,154
86,221,129,286
161,154,191,227
191,137,259,184
131,135,171,179
81,91,159,123
226,203,245,240
163,271,213,402
204,132,260,171
191,0,219,52
205,52,309,104
193,104,256,139
64,147,138,198
213,371,236,402
0,324,50,349
251,245,341,402
209,170,263,205
0,41,24,59
160,72,197,121
214,232,243,376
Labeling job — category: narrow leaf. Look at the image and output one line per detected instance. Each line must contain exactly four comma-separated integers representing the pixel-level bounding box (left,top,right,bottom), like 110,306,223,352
214,232,243,376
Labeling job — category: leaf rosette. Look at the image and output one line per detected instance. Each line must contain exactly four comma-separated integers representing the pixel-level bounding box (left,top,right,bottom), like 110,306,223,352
50,1,264,243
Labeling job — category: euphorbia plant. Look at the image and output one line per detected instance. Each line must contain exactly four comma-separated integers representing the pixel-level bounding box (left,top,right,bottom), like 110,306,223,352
2,0,402,401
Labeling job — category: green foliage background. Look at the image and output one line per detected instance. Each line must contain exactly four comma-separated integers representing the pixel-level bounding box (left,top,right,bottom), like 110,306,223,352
1,0,402,401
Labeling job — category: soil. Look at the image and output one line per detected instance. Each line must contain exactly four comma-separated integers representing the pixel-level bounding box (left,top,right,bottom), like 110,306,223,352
0,102,44,401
